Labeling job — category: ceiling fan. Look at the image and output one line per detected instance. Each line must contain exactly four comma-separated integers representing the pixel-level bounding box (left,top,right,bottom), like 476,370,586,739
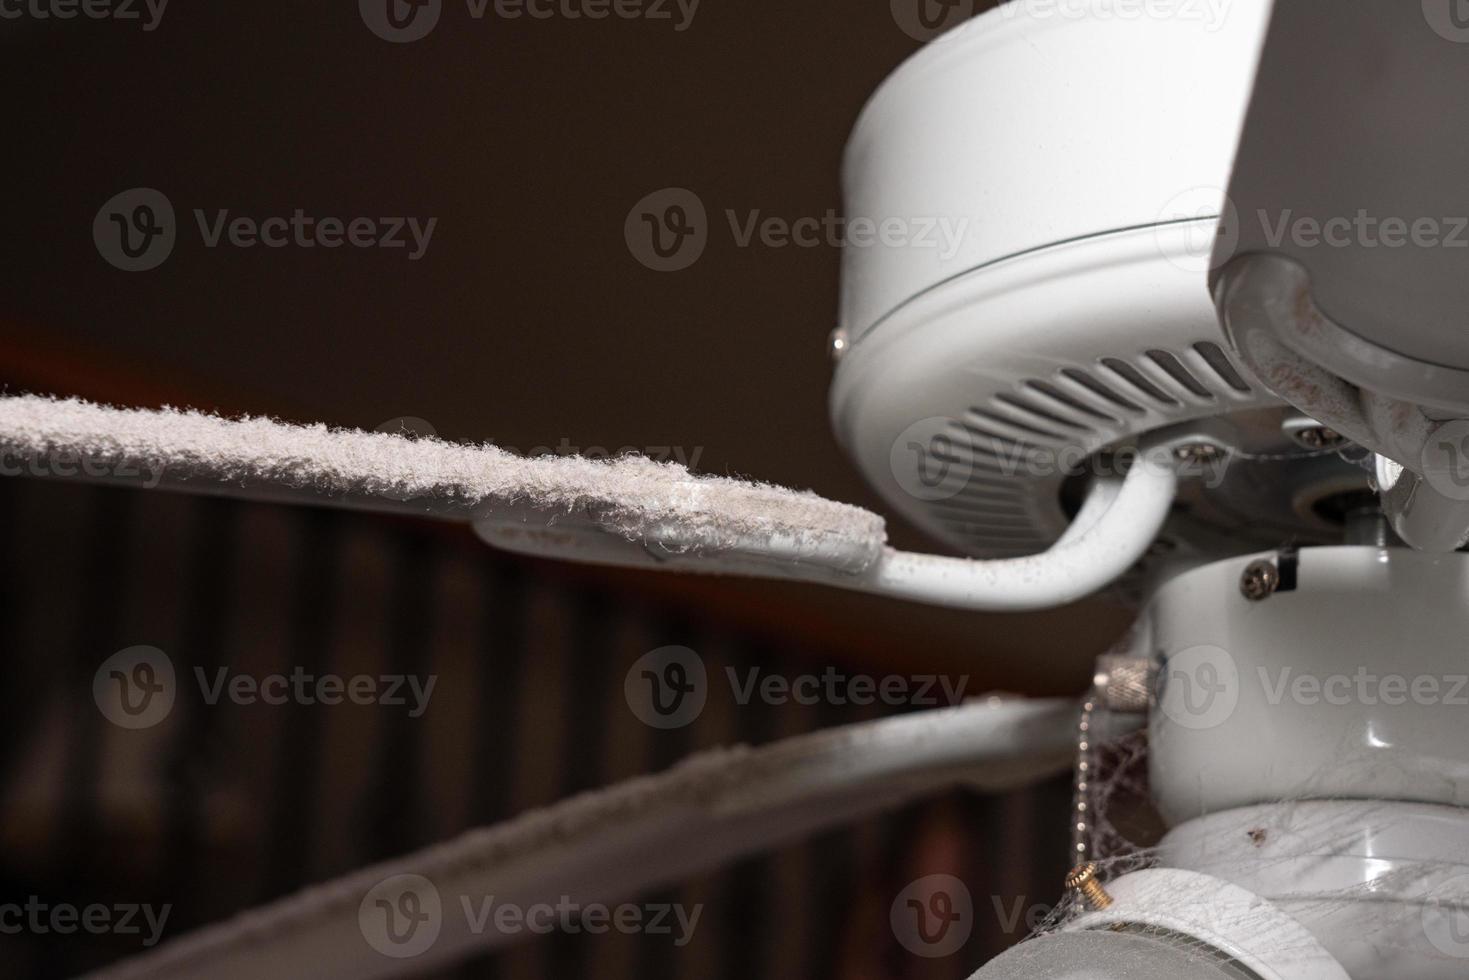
9,0,1469,976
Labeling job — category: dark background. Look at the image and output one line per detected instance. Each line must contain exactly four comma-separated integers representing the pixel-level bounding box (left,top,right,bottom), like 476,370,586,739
0,1,1129,975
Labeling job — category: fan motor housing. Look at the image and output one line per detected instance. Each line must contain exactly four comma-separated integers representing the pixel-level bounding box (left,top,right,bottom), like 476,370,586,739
830,0,1363,571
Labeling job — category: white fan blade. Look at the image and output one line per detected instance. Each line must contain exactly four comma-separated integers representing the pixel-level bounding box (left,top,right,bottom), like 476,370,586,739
0,394,1178,611
83,697,1077,980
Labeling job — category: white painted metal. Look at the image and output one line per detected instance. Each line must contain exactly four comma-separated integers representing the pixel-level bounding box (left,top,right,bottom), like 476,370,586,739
830,0,1298,560
839,0,1272,341
1161,802,1469,980
1148,547,1469,824
1064,867,1351,980
479,447,1179,612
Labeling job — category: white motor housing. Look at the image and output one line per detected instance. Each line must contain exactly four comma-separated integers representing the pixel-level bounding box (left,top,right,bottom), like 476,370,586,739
830,0,1367,576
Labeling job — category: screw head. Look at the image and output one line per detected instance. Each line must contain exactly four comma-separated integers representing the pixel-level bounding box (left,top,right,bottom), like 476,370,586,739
828,328,849,362
1240,559,1280,601
1064,863,1098,891
1064,862,1114,910
1173,442,1225,464
1293,426,1345,451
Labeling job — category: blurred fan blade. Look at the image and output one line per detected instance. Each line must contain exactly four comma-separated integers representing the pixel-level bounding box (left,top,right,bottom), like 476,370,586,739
84,698,1077,980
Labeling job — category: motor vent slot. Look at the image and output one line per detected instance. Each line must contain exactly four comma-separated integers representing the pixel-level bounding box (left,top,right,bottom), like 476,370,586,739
921,343,1267,561
1146,349,1214,399
1192,341,1254,393
1100,357,1180,407
1059,368,1146,415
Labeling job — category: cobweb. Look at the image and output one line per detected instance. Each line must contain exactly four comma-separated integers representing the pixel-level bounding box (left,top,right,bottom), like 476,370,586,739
1019,679,1469,975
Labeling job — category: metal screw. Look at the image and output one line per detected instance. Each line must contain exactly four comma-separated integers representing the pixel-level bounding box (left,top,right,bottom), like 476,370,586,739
1173,442,1225,465
1240,559,1280,601
828,327,849,362
1065,863,1114,910
1292,426,1345,451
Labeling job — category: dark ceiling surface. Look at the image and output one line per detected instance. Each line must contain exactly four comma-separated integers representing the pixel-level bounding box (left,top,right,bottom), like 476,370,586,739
0,0,1129,690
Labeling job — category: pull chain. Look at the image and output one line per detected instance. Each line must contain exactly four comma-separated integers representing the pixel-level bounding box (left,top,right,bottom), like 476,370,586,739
1071,697,1095,864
